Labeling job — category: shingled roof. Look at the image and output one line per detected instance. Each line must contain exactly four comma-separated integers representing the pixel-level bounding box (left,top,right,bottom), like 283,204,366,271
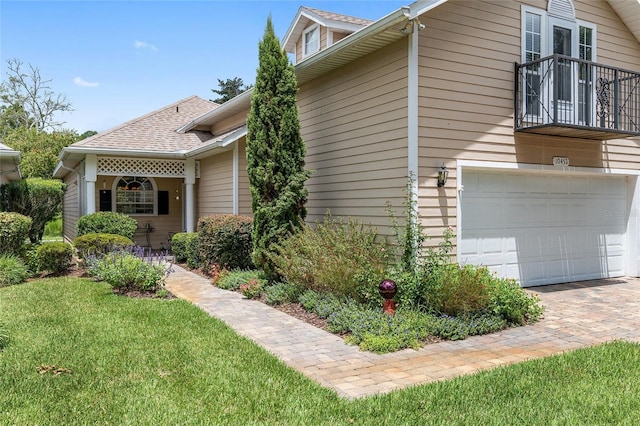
300,6,373,27
72,95,217,153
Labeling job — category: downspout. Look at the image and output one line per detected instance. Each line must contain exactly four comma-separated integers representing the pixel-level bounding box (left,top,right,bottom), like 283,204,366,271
405,10,425,253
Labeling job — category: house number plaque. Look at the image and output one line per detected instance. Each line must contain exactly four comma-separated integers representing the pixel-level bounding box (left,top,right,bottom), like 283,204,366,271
553,157,569,166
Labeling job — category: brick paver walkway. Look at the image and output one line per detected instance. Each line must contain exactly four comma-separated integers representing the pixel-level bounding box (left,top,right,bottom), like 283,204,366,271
165,266,640,399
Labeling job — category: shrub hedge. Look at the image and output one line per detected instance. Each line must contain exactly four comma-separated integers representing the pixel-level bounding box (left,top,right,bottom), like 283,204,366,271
73,233,134,259
171,232,201,268
197,214,253,270
0,212,32,256
77,212,137,240
36,242,73,274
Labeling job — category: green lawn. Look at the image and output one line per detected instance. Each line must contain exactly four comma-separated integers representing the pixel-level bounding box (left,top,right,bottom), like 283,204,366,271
2,278,640,425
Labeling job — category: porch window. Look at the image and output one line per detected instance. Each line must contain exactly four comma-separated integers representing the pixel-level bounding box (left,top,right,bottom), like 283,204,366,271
115,176,156,215
303,25,319,57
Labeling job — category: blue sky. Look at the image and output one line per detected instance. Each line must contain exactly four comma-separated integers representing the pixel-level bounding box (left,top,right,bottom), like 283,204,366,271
1,0,408,133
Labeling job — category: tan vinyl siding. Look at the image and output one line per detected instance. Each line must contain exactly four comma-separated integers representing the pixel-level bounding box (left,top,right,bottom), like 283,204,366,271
416,0,640,244
298,38,409,234
331,31,349,44
197,150,234,216
62,173,79,242
295,22,328,62
211,111,248,135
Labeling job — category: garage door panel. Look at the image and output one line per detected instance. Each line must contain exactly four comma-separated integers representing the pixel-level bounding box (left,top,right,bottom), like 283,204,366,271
461,170,627,287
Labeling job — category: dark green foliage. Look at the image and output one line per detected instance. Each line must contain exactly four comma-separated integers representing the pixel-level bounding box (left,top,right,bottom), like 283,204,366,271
73,233,134,259
21,243,40,273
170,232,191,263
76,212,137,240
246,17,310,279
36,241,73,274
0,211,31,255
171,232,201,268
264,282,303,306
1,178,65,242
268,215,388,302
197,214,253,270
0,254,29,287
210,77,252,104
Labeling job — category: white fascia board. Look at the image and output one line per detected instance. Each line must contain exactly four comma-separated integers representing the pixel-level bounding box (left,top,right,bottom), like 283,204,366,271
186,126,247,159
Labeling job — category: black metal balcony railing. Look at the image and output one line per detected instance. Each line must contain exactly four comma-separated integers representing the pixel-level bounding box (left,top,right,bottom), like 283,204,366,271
515,55,640,138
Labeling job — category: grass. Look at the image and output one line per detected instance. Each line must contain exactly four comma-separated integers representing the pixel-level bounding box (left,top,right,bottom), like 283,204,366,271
42,215,63,242
2,278,640,424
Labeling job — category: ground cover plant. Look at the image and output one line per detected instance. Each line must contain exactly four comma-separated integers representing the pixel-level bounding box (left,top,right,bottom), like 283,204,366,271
1,278,639,424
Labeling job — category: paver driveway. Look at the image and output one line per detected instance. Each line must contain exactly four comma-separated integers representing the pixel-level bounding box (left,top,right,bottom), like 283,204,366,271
165,266,640,399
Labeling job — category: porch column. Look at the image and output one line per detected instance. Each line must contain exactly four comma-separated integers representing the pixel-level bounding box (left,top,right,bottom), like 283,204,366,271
232,142,239,215
85,154,97,215
185,158,196,232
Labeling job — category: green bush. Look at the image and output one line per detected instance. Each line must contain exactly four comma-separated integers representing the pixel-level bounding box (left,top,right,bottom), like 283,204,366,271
433,314,507,341
0,255,29,287
87,251,169,292
171,232,201,269
22,243,41,273
36,242,73,274
264,282,303,306
77,212,137,240
1,178,65,242
268,215,389,301
0,212,32,256
423,264,491,317
216,270,266,291
73,233,134,259
487,277,545,325
198,214,253,270
171,232,191,263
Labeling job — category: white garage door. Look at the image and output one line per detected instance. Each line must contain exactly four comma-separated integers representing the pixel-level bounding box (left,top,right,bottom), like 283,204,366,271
459,170,627,287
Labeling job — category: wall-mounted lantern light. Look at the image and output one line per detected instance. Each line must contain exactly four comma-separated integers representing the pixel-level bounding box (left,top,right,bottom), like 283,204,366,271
437,163,448,187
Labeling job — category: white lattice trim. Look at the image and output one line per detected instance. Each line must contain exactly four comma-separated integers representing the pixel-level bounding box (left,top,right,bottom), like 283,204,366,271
97,157,200,178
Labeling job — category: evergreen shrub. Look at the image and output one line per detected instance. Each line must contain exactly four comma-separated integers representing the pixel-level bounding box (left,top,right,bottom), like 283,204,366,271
77,212,137,240
0,212,32,256
197,214,253,270
36,242,73,274
73,233,134,259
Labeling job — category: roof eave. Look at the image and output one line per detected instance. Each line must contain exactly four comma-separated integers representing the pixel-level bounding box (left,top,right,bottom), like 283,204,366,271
177,88,253,133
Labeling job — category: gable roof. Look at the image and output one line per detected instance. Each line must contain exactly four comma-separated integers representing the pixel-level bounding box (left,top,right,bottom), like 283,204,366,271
54,96,219,178
71,95,217,153
283,6,373,54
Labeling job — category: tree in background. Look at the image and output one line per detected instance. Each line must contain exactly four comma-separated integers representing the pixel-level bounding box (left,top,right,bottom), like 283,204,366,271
2,127,78,179
211,77,253,104
246,17,311,279
1,178,66,243
0,58,73,132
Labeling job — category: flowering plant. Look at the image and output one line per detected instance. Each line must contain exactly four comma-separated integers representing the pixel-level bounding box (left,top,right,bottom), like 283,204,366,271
239,278,263,299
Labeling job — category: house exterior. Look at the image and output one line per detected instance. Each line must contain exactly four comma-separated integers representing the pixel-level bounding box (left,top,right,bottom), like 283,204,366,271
0,142,21,184
53,95,252,249
56,0,640,287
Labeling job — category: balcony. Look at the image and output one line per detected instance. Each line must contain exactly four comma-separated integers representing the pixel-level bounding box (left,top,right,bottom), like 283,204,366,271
515,55,640,140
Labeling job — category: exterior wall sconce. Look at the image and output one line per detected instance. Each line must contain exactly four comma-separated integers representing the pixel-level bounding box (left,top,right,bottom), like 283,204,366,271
437,163,448,187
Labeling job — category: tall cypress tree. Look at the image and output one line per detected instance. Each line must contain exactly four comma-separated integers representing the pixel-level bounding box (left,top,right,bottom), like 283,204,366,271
246,17,310,278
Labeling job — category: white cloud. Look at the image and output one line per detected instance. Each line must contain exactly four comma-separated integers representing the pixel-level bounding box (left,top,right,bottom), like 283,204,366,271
134,40,158,52
73,77,100,88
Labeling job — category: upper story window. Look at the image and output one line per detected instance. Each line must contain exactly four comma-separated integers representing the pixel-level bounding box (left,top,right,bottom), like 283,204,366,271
303,24,320,57
114,176,156,215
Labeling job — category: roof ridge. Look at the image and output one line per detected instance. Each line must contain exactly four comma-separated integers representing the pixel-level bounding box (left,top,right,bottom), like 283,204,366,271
75,95,217,146
301,6,373,25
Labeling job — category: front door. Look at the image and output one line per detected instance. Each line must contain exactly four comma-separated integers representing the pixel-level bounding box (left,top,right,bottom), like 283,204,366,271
550,17,576,123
